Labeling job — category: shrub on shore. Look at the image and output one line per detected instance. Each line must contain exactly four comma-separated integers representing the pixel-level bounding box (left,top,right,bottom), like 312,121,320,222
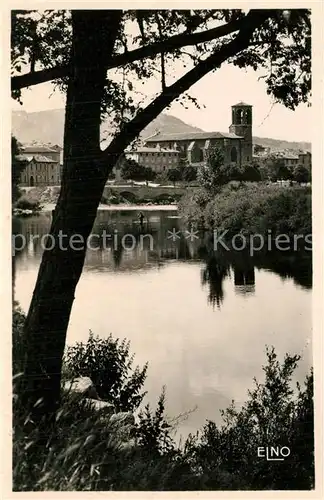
63,332,148,412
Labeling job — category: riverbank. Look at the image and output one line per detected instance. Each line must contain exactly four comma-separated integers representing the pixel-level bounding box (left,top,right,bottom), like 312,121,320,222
16,186,180,215
179,182,312,240
40,203,178,213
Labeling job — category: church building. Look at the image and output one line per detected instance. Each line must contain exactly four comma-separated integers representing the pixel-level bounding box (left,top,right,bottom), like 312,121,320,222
145,102,253,169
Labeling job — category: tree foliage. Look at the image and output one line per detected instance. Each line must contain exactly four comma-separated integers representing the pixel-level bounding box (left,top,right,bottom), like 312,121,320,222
120,158,156,182
12,9,311,122
178,158,198,183
183,165,198,183
198,147,240,193
259,155,293,181
240,163,262,182
167,167,182,186
180,181,312,238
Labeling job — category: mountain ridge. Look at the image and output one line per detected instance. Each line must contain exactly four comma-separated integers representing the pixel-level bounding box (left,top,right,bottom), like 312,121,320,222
12,108,311,152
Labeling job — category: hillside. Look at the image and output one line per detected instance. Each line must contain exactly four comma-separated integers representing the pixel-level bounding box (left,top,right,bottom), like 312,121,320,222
12,108,311,152
12,109,203,147
252,136,311,152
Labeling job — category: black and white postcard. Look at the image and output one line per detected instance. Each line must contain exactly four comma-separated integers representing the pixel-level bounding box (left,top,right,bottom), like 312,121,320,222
1,2,323,497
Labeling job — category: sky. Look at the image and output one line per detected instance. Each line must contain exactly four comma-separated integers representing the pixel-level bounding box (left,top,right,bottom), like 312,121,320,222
12,61,312,143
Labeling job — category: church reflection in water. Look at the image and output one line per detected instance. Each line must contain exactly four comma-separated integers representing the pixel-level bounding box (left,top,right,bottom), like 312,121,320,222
233,266,255,296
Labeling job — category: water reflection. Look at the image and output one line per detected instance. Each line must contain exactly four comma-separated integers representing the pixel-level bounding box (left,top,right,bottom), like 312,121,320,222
13,209,312,436
13,210,312,309
198,242,311,309
201,255,231,308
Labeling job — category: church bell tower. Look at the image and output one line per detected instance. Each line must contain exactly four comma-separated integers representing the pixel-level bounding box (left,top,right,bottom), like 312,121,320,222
229,102,253,165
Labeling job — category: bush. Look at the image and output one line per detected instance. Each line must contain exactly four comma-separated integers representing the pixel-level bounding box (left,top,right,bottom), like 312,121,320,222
119,191,138,203
185,347,314,490
153,193,176,204
179,183,311,239
136,388,174,455
63,332,148,412
14,197,42,211
155,171,169,185
293,164,311,184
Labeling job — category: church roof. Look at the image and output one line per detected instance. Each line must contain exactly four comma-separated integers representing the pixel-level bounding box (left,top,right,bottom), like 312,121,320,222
17,154,57,163
145,131,243,142
21,144,59,153
232,101,252,107
127,146,180,153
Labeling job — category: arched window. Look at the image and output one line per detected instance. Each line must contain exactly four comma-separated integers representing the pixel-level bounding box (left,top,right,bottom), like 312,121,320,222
236,109,243,124
191,145,204,163
244,108,252,124
231,147,238,163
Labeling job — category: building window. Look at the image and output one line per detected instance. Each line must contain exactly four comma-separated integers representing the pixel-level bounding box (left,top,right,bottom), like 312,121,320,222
245,108,252,124
231,147,238,163
191,145,204,163
236,109,243,124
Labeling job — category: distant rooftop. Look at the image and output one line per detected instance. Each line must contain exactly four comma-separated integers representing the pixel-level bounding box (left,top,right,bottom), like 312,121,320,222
145,131,243,142
17,154,57,163
127,146,180,153
276,153,299,160
232,101,252,107
21,143,62,153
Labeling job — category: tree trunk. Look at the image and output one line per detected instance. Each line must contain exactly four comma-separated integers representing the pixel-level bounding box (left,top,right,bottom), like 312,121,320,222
19,10,122,420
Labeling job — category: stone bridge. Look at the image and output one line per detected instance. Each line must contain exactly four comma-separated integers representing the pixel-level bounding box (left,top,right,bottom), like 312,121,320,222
103,184,186,202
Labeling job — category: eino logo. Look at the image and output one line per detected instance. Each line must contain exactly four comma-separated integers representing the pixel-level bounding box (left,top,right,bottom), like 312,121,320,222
257,446,291,462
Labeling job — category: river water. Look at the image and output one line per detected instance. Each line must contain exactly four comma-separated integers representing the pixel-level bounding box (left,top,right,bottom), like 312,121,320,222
13,209,312,438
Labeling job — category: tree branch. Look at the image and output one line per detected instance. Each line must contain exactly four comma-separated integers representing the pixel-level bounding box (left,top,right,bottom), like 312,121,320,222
101,10,270,166
12,14,252,91
11,64,70,90
155,12,166,92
